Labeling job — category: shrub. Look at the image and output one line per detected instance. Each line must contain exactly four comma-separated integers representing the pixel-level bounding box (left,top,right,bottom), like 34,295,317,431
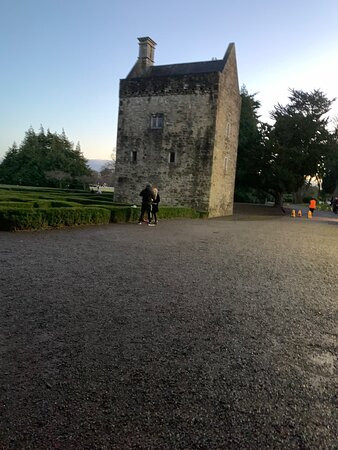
109,207,133,223
234,187,270,204
66,197,113,206
95,205,206,222
0,202,33,209
159,207,206,219
33,201,51,208
0,186,207,230
0,197,30,202
0,207,110,231
95,205,139,223
317,203,331,211
50,201,76,208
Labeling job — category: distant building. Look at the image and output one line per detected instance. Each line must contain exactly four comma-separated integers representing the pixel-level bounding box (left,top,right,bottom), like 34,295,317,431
114,37,241,216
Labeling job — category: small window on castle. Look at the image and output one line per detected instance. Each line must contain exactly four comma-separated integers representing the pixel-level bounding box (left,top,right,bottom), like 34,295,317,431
169,152,176,163
226,123,231,138
224,156,228,173
131,151,137,162
150,113,164,129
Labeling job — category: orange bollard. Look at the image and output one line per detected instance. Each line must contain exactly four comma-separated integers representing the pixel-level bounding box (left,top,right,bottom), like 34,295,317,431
307,210,312,219
291,209,296,217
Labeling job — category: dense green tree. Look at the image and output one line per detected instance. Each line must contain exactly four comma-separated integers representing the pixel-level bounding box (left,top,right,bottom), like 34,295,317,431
0,127,91,187
254,89,336,205
234,86,268,203
45,170,71,188
322,123,338,194
235,88,336,206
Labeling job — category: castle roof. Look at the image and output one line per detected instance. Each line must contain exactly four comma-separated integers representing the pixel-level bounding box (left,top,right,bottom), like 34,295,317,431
126,40,234,80
136,59,226,78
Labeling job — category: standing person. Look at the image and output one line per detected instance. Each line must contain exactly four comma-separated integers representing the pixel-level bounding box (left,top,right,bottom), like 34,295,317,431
138,184,154,225
309,197,317,215
151,187,160,225
332,197,338,214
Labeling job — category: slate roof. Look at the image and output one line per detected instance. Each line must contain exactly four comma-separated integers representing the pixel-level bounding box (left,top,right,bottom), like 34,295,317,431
131,59,226,78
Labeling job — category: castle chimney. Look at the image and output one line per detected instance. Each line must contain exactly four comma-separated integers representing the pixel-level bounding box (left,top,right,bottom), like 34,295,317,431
138,37,156,67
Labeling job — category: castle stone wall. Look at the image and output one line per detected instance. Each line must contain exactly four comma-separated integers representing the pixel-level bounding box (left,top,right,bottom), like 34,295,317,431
114,41,241,216
115,74,219,210
208,48,241,217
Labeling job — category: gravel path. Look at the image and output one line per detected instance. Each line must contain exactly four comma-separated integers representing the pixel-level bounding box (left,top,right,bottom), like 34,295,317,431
0,210,337,449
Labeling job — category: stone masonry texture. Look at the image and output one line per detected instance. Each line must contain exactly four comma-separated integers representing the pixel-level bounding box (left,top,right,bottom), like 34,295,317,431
114,39,241,216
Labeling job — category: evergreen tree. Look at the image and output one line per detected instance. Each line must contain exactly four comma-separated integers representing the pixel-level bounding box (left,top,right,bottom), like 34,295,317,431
234,87,336,206
259,89,335,204
0,127,91,188
322,121,338,194
234,86,265,202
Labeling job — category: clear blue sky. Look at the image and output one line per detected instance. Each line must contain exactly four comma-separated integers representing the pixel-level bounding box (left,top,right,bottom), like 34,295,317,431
1,0,337,161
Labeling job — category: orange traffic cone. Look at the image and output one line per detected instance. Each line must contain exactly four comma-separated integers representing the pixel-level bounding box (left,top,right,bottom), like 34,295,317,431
297,210,302,217
291,209,296,217
307,210,312,219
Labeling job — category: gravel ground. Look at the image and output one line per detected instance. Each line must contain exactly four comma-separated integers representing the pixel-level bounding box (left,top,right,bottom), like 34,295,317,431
0,207,337,449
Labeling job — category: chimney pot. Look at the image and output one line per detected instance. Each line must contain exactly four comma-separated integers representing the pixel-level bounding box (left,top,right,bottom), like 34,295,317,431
137,36,156,67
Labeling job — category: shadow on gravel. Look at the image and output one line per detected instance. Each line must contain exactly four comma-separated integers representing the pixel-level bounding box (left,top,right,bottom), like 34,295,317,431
231,203,287,221
313,218,338,226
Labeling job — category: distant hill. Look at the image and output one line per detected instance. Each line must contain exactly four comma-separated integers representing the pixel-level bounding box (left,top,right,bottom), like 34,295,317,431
87,159,111,172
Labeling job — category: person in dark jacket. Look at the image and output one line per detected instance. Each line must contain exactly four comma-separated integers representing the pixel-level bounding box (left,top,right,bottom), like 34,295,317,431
151,187,160,225
332,197,338,214
138,184,155,225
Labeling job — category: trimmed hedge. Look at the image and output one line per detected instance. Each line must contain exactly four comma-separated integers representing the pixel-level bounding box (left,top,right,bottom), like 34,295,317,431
159,207,207,219
0,205,207,231
66,197,115,206
0,197,30,202
50,201,77,208
0,202,34,209
91,205,136,222
0,186,208,230
95,205,207,222
0,207,111,231
0,200,75,208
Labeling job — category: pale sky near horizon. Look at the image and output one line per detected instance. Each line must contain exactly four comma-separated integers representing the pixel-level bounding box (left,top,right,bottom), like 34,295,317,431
1,0,337,161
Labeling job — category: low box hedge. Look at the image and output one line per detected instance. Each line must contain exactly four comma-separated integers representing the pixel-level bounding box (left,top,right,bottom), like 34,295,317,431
0,197,31,202
0,200,207,231
93,205,139,223
0,202,34,209
0,207,111,231
96,205,207,222
159,207,207,219
50,200,78,208
66,197,114,206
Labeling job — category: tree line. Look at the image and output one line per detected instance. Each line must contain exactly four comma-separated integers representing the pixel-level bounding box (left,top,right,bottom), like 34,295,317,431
1,89,337,200
235,87,338,205
0,127,114,189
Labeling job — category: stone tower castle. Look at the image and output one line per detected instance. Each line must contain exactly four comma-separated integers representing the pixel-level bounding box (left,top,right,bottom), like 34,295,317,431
114,37,241,216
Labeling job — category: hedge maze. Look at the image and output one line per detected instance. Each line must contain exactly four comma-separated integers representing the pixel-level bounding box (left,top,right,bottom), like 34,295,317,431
0,185,206,231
